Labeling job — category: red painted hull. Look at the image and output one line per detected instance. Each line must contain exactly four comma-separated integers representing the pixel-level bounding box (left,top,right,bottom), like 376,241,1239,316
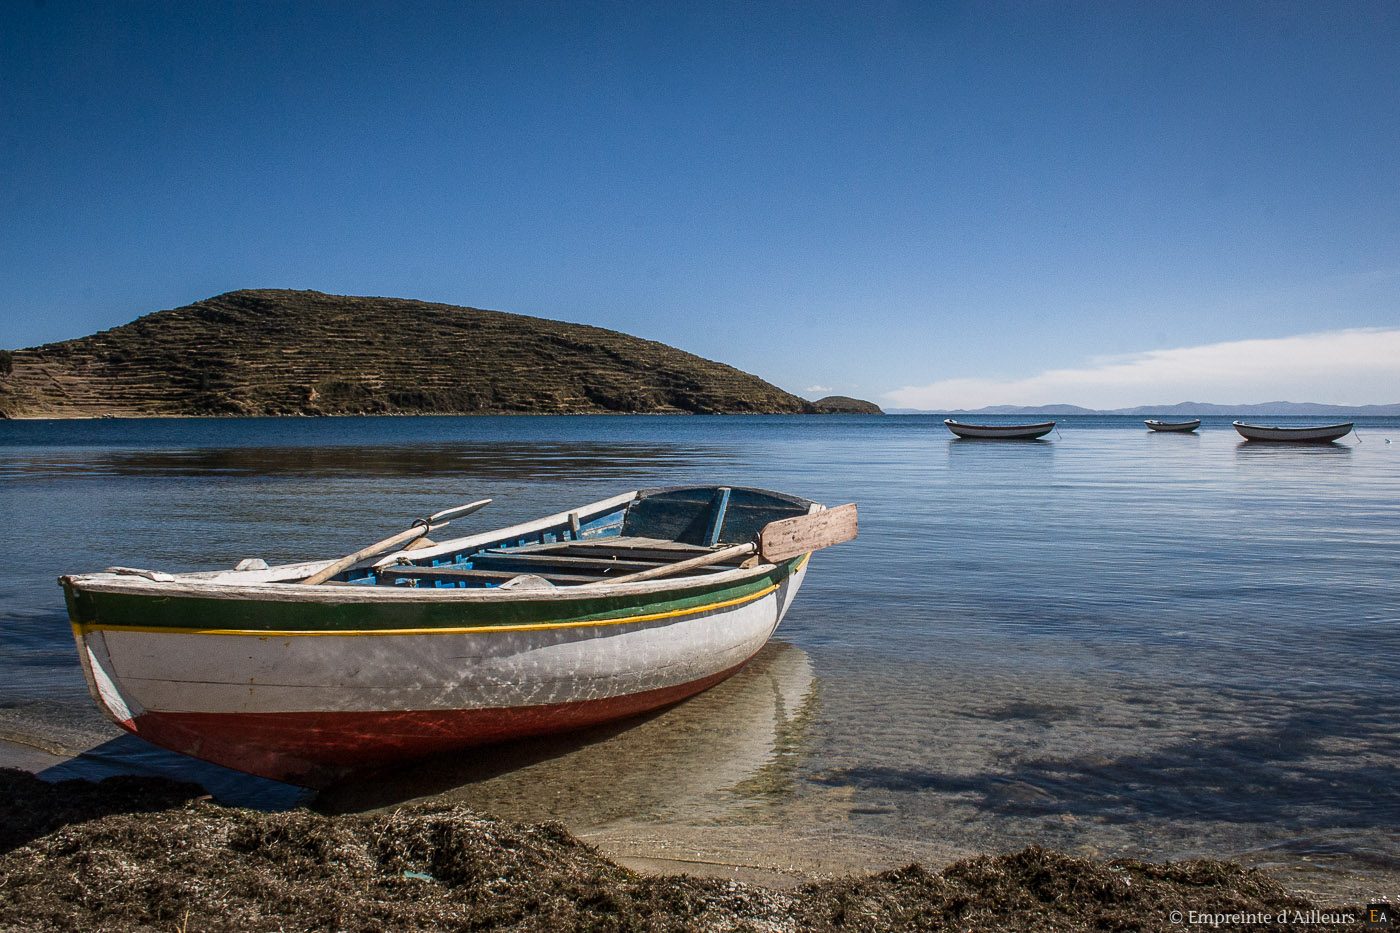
114,659,750,786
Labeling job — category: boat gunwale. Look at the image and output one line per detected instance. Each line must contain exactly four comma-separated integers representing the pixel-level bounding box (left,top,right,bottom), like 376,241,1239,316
59,484,820,605
68,560,805,637
943,419,1056,431
61,557,789,604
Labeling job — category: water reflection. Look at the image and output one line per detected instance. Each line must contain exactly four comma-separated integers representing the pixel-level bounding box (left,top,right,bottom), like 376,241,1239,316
0,441,742,479
318,640,817,826
947,437,1055,445
1234,442,1354,458
944,438,1056,463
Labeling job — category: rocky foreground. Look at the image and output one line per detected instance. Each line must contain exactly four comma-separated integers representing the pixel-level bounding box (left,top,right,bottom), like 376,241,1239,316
0,769,1372,932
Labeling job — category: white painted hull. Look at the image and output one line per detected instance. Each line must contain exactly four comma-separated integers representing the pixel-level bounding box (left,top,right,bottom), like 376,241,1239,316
78,562,806,719
1145,419,1200,432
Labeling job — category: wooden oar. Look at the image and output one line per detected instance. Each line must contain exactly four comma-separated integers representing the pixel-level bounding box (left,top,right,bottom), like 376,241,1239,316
301,499,492,585
586,503,856,586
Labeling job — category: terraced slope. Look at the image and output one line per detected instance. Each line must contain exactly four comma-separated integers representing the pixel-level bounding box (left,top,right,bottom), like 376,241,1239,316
0,290,819,418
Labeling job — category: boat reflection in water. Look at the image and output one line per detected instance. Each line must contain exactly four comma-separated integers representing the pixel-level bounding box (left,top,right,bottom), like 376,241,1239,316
317,639,817,828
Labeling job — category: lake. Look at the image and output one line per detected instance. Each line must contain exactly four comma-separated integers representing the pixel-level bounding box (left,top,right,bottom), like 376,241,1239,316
2,414,1397,897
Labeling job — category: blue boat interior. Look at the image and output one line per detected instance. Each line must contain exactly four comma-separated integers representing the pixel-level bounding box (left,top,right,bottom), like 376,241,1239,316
342,486,812,589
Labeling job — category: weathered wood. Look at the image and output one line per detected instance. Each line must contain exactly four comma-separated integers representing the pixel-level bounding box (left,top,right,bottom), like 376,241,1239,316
585,504,858,587
376,566,600,585
488,538,716,560
469,552,704,574
301,499,491,586
584,541,758,586
758,503,858,562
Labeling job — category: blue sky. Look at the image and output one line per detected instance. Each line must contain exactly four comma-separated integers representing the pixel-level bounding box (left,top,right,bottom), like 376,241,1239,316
3,1,1398,408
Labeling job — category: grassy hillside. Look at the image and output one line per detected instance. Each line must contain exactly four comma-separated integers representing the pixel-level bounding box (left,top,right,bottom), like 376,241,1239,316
809,395,882,414
0,290,822,418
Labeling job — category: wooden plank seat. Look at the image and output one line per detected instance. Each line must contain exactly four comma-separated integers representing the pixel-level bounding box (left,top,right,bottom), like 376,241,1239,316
491,536,714,555
531,545,747,563
486,536,745,566
467,552,728,574
374,566,600,586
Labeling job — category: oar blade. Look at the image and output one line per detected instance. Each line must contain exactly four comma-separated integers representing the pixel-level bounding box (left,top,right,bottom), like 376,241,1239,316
429,499,492,527
759,503,857,563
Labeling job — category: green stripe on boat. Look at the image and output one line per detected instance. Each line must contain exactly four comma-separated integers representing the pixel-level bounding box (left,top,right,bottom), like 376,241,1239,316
65,558,802,635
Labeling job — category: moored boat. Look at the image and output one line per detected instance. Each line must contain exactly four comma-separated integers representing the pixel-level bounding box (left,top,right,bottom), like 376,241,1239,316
1145,419,1200,433
944,419,1055,439
1232,421,1354,443
60,486,857,786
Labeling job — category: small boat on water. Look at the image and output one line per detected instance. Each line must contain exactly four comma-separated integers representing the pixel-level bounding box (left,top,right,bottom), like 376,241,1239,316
1233,421,1354,443
944,419,1055,440
1145,419,1200,433
60,485,857,786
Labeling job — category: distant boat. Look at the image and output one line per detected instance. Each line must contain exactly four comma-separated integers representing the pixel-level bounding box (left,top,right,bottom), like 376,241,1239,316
944,419,1055,440
1145,419,1200,433
1232,421,1354,443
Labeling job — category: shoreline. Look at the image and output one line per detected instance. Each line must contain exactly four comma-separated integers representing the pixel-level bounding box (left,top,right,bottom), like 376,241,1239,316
0,766,1378,932
3,733,1386,920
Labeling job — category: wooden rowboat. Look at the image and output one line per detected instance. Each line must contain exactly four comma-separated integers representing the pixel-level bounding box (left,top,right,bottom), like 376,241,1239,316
1145,419,1200,433
60,486,857,786
944,419,1055,439
1232,421,1353,443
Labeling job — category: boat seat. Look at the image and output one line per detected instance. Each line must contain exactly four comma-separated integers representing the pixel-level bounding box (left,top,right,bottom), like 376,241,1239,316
468,552,719,574
491,536,715,557
375,567,599,586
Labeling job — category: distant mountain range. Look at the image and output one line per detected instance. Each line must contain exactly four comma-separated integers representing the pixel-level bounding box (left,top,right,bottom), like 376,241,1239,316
886,402,1400,416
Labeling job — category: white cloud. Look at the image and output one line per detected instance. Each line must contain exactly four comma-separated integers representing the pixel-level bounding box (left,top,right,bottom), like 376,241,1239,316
885,328,1400,410
805,385,833,393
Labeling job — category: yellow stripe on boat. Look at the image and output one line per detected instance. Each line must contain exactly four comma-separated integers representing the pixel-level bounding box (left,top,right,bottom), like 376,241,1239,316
72,575,794,639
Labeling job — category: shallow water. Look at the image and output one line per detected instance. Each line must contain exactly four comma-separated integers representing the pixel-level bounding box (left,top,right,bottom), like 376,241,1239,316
2,414,1397,894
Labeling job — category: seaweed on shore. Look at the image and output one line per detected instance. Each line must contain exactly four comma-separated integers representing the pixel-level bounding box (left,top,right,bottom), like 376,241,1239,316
0,769,1368,932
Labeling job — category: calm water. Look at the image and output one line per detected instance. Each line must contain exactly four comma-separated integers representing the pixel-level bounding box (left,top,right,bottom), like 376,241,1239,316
2,415,1397,893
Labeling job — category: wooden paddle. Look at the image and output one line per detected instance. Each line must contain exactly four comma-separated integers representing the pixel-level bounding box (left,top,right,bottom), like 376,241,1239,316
586,503,857,586
300,499,492,585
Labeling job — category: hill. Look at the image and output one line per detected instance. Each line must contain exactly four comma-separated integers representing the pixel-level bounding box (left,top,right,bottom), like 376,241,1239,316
0,290,822,418
808,395,883,414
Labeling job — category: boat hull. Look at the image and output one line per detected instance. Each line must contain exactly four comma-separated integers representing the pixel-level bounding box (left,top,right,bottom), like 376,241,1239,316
944,419,1054,439
1232,421,1353,443
66,558,808,785
1145,419,1200,432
